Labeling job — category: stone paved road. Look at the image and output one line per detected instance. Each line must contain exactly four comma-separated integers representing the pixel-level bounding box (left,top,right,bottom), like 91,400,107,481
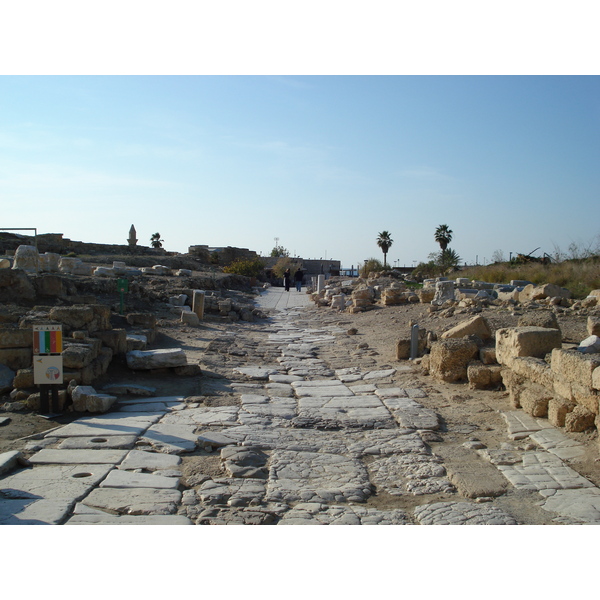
2,287,600,525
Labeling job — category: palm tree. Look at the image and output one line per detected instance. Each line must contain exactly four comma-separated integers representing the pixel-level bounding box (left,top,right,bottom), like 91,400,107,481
434,224,453,251
376,231,393,267
150,233,164,249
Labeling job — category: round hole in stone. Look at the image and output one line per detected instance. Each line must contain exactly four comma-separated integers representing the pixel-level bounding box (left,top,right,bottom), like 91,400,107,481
90,438,108,443
72,472,93,478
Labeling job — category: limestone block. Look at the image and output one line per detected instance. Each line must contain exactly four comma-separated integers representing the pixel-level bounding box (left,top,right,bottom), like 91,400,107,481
72,263,94,276
12,368,34,389
467,362,502,390
537,283,571,300
441,315,492,341
0,348,33,371
518,310,560,330
429,338,479,382
569,382,599,414
112,261,127,274
169,294,188,307
381,289,409,306
551,349,600,388
126,334,147,351
353,298,372,308
510,357,554,389
518,386,550,418
395,329,427,360
593,367,600,391
432,281,455,305
126,348,187,370
62,343,98,369
152,265,171,275
93,267,116,277
49,306,95,331
548,396,576,427
218,300,232,315
496,327,562,367
176,269,192,277
94,329,127,355
181,311,200,326
39,253,60,273
565,405,596,433
86,393,117,413
12,245,40,272
0,326,32,349
58,257,81,274
417,288,435,303
588,317,600,337
80,347,113,385
126,313,157,329
352,287,375,302
479,347,497,365
71,385,97,411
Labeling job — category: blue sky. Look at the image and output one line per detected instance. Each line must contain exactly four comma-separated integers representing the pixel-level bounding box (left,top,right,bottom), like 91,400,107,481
1,75,598,268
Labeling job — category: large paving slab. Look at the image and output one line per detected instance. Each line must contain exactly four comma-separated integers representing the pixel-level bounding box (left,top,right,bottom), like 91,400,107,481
118,449,182,472
66,503,190,523
80,487,182,515
100,469,180,489
0,464,114,501
29,449,128,465
0,498,74,525
57,435,138,450
538,488,600,524
138,423,199,454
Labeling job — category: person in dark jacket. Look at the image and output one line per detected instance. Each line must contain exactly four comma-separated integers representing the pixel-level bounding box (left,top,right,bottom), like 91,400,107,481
294,268,303,292
283,268,291,292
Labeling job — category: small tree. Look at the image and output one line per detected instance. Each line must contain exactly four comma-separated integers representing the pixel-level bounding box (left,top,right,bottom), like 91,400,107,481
360,258,386,278
376,231,393,267
271,257,300,280
270,245,289,258
150,233,164,249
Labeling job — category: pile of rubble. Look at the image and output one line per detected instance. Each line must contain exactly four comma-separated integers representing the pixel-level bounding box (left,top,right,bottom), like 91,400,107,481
311,274,600,434
0,245,266,417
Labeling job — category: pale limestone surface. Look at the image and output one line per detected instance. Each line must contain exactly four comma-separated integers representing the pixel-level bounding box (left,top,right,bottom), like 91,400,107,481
413,501,518,525
0,498,74,525
29,449,128,465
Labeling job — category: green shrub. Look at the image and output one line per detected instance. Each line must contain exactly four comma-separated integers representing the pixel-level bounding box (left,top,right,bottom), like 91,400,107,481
223,258,265,278
360,258,386,278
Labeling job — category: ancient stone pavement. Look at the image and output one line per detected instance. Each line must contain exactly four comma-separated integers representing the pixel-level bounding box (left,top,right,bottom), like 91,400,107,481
2,286,600,525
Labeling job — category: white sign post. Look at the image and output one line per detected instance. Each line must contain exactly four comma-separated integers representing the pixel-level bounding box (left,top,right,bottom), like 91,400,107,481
33,324,64,415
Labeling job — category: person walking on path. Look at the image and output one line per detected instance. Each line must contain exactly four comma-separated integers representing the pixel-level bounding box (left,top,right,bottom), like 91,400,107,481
283,268,291,292
294,268,303,292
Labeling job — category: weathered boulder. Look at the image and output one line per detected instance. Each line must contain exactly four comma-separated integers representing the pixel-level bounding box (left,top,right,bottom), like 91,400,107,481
126,348,187,370
94,329,127,355
58,257,81,274
126,313,157,329
72,385,116,413
12,245,39,272
496,327,562,368
49,306,95,331
565,405,595,433
432,281,455,306
578,335,600,354
548,396,576,427
39,253,60,273
396,328,427,360
12,368,34,389
181,311,200,326
429,338,479,382
441,315,492,341
0,348,32,371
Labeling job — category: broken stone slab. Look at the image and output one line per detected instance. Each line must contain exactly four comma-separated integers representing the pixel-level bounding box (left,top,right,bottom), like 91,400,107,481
278,503,411,525
538,488,600,524
161,406,239,427
0,498,74,525
126,334,148,351
198,478,267,507
49,415,156,438
139,423,199,453
101,383,157,397
234,366,281,380
0,464,114,501
413,501,518,525
29,449,128,465
0,450,30,476
118,449,181,472
100,469,180,489
70,498,188,521
126,348,188,370
58,435,138,450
